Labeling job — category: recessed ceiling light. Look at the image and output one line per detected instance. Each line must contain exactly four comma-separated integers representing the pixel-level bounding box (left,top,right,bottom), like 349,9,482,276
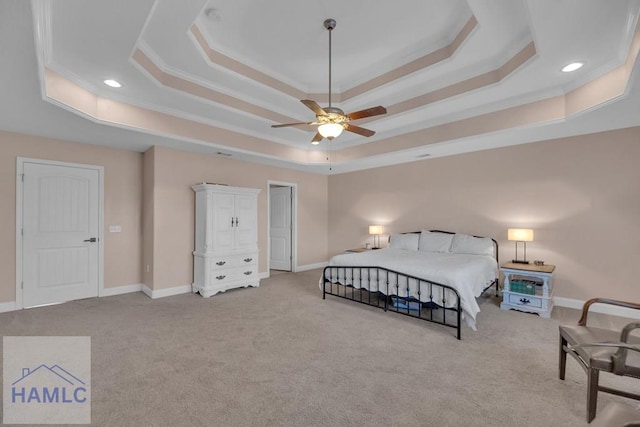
103,79,122,88
561,62,584,73
311,141,320,145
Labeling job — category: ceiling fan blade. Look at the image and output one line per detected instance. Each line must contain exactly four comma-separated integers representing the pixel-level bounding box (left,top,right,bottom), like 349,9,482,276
271,122,314,128
311,132,324,143
347,106,387,120
345,123,375,137
301,100,327,116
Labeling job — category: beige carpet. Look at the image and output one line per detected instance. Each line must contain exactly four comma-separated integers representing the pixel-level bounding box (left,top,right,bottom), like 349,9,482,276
1,269,638,426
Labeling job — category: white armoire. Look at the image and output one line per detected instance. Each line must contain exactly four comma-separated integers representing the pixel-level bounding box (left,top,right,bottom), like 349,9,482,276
192,184,261,297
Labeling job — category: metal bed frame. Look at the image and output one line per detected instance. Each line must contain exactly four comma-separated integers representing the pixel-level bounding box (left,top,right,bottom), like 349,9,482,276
321,230,499,340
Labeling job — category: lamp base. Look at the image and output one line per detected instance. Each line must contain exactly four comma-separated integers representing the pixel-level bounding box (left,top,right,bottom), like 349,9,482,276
511,259,530,264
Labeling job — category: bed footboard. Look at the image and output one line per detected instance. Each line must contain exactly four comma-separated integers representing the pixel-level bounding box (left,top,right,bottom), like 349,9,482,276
322,266,463,339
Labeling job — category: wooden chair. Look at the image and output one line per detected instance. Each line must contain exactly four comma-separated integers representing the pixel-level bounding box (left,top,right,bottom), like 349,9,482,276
558,298,640,423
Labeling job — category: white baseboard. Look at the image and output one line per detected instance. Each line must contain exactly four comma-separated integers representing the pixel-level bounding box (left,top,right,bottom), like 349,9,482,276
141,285,152,298
100,283,143,297
0,301,17,313
142,284,192,299
295,262,328,272
259,271,269,280
554,297,640,320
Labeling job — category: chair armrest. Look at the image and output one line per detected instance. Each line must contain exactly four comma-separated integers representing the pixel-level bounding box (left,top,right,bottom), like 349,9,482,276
611,322,640,375
620,322,640,342
578,298,640,326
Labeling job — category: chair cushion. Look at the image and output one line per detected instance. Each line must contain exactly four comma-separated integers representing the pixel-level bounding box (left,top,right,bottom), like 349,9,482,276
560,325,623,371
560,325,640,375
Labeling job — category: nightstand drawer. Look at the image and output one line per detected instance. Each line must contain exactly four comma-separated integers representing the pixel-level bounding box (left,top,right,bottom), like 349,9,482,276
506,293,542,309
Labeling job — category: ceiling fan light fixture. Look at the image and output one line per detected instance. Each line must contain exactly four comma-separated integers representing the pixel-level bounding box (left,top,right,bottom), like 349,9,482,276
270,19,386,145
318,122,344,139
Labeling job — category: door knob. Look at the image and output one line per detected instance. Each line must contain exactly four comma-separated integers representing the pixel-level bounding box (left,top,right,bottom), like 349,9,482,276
83,237,97,243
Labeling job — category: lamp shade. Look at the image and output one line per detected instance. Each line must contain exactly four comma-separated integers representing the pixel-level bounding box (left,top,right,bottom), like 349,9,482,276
318,123,344,139
369,225,384,235
508,228,534,242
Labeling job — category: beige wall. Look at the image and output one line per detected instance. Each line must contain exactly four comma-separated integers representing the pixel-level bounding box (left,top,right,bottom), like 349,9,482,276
4,126,636,304
147,146,328,290
328,127,640,302
0,131,327,300
0,131,143,302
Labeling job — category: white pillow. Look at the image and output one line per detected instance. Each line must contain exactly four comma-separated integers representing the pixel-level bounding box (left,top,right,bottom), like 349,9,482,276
450,233,494,256
418,230,453,253
388,233,420,251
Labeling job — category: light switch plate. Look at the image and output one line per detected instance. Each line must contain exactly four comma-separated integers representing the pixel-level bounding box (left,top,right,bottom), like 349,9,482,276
109,225,122,233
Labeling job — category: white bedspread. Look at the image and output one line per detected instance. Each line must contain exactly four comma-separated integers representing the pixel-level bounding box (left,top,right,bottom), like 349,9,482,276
322,248,498,330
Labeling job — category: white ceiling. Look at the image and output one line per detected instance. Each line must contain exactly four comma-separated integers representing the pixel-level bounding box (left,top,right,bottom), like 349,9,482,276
1,0,640,174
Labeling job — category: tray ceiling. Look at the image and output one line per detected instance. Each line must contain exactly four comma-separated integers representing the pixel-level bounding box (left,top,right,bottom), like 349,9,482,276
1,0,640,173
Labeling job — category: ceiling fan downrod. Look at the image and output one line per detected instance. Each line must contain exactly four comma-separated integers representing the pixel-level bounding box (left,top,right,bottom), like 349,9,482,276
324,19,336,108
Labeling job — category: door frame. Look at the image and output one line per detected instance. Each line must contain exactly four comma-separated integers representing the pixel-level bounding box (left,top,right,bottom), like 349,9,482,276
15,157,105,309
267,180,297,273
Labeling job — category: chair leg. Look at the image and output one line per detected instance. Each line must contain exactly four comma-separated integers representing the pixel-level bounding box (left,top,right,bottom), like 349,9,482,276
559,335,567,380
586,368,599,423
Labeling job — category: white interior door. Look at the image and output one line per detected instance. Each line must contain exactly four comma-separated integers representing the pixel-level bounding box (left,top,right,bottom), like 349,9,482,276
269,186,292,271
22,161,100,307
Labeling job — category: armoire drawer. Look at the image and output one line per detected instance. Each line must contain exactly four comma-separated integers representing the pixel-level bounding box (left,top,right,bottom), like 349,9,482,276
209,265,258,283
209,253,257,270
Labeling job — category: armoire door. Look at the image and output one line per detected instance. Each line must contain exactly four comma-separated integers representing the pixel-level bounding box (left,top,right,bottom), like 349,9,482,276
211,193,235,252
234,194,256,250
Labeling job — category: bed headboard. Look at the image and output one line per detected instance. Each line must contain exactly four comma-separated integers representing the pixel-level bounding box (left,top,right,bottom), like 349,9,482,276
393,229,499,263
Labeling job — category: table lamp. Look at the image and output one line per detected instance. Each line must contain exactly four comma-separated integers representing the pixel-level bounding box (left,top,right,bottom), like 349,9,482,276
508,228,534,264
369,225,384,249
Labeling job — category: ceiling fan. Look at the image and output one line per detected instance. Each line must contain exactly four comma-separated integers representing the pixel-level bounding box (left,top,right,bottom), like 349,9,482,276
272,19,387,144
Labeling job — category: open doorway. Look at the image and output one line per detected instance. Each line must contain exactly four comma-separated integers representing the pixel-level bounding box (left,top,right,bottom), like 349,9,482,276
268,181,297,273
